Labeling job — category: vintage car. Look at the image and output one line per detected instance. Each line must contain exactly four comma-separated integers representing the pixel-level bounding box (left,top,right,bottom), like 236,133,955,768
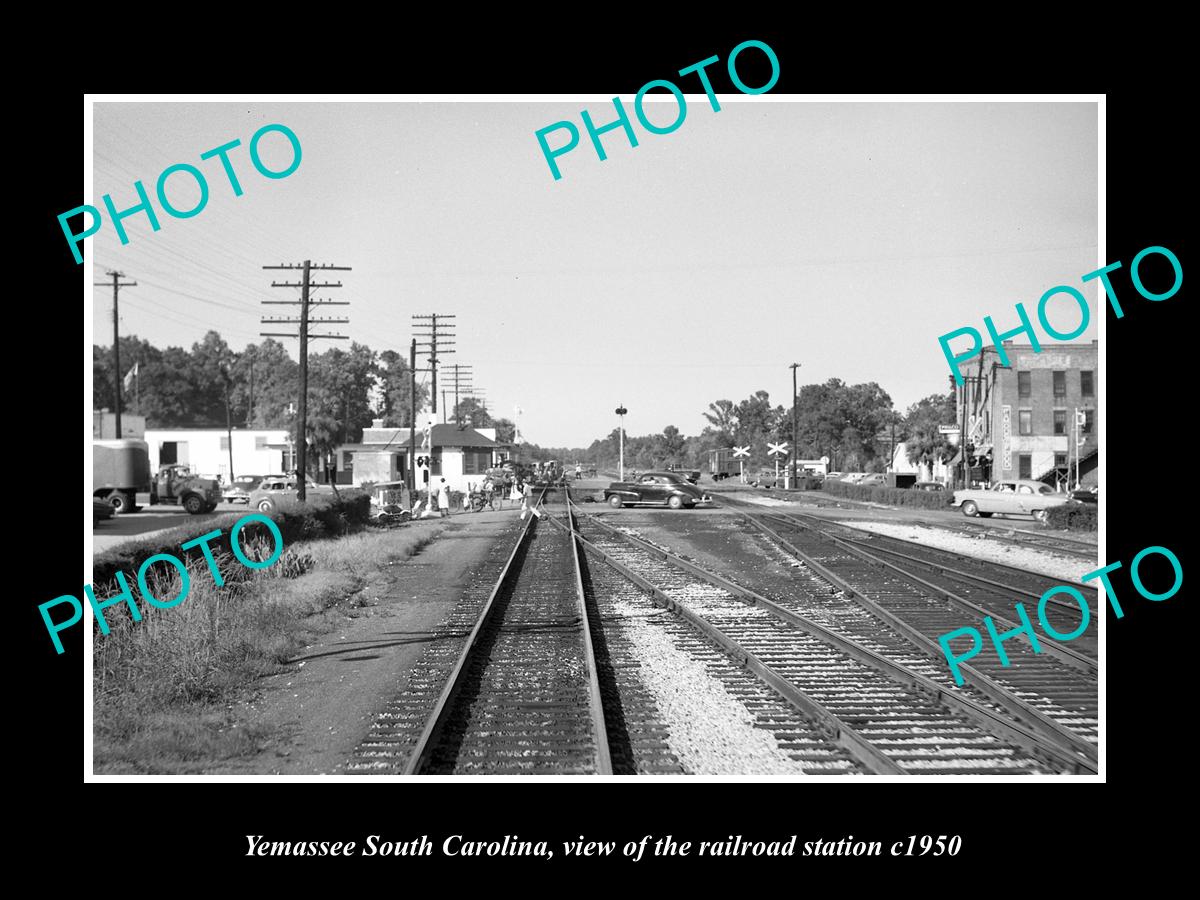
858,473,887,487
912,481,946,493
604,471,713,510
92,496,115,525
664,464,702,484
1069,486,1098,504
950,479,1073,522
248,476,333,512
222,474,265,504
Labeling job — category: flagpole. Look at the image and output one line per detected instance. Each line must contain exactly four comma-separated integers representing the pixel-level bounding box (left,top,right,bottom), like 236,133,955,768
134,363,140,416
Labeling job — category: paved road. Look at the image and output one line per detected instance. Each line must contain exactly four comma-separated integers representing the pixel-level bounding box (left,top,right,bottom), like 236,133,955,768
92,501,250,553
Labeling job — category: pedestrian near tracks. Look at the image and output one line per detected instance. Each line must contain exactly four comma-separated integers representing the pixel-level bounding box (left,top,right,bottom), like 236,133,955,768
438,478,451,517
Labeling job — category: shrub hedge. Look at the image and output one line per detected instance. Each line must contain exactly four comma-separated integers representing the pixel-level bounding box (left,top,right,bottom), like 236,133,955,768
93,491,372,593
1044,503,1098,531
819,480,954,511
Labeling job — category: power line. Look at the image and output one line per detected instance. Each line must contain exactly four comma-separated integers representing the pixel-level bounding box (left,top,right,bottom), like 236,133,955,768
263,261,351,501
412,314,455,415
94,270,136,436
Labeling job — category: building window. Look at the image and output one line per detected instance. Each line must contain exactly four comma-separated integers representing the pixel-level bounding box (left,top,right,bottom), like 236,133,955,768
463,449,491,475
1053,410,1067,435
1055,452,1068,468
1052,370,1066,399
1082,410,1095,434
219,436,229,451
1018,410,1033,435
1018,454,1032,480
1018,371,1031,399
1081,370,1094,397
341,451,354,473
255,435,267,449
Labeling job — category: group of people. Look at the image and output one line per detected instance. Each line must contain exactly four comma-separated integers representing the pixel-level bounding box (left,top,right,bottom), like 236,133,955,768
420,474,536,518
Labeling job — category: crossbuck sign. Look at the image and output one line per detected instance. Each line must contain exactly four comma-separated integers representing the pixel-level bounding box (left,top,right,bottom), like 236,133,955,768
732,446,751,458
768,442,789,456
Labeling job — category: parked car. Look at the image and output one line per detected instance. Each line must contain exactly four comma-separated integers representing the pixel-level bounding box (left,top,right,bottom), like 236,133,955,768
950,479,1073,523
604,471,713,510
842,473,868,483
1069,486,1098,504
858,473,887,487
913,481,946,492
222,474,265,505
248,477,332,512
92,496,115,525
664,464,701,484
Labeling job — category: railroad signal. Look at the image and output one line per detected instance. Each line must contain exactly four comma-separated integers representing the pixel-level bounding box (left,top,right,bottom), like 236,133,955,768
732,446,750,458
768,442,789,456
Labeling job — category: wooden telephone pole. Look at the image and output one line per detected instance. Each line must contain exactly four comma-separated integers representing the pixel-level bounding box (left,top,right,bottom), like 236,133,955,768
262,261,351,501
95,270,136,437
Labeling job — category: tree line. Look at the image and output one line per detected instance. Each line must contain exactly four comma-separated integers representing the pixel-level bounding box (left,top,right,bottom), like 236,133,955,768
521,380,958,475
93,331,515,458
95,333,956,476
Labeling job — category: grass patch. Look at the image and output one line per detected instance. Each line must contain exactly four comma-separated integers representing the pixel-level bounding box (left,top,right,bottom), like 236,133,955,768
93,520,447,773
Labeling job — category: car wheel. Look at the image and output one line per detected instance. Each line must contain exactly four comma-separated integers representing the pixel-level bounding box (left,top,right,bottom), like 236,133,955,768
1032,509,1049,524
183,494,205,515
258,498,275,513
667,495,684,510
608,495,623,509
108,491,130,515
961,500,979,517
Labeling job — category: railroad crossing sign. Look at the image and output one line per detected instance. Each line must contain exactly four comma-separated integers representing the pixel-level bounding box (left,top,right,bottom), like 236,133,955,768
732,446,750,458
768,442,789,456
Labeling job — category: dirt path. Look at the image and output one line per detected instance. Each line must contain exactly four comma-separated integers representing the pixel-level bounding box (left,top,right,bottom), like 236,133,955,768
217,511,519,774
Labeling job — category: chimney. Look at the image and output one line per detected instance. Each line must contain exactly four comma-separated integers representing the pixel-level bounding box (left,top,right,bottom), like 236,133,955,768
372,417,384,429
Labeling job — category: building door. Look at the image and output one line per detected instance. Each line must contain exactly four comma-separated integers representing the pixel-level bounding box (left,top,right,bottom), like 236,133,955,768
1018,454,1032,480
160,441,189,465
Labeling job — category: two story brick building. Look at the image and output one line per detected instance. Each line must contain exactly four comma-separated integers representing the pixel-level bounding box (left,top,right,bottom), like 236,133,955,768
958,340,1097,488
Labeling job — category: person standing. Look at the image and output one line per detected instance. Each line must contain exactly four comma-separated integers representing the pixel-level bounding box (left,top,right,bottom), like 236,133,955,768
437,477,451,517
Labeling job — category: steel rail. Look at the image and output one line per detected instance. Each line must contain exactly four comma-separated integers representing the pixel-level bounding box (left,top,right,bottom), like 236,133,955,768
780,510,1099,608
555,497,907,776
748,512,1098,677
563,487,614,775
403,487,548,775
579,510,1095,774
737,513,1098,763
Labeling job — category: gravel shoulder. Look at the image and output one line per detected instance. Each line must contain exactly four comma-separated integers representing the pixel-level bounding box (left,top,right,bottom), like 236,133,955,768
215,511,520,774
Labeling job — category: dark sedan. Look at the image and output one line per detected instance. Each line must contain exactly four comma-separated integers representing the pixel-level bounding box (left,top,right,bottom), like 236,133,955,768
1069,486,1098,504
604,472,713,510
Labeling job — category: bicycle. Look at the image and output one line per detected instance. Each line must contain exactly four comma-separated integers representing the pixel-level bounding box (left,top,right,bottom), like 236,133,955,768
468,488,498,512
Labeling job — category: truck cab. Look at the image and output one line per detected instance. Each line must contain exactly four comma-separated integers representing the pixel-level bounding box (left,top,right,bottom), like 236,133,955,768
152,464,222,514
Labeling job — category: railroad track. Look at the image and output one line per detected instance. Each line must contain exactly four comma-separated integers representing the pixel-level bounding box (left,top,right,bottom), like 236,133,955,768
349,487,1096,775
748,510,1099,661
710,486,1098,559
654,501,1097,761
571,501,1097,774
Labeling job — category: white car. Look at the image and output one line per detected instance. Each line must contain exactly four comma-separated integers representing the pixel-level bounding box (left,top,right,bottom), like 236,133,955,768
950,479,1073,523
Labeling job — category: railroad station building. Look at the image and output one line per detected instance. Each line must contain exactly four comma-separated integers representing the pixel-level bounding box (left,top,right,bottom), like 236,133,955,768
334,419,510,493
142,428,294,482
957,340,1098,488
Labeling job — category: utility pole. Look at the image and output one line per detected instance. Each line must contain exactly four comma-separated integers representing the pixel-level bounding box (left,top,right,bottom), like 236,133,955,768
95,270,136,437
262,260,351,502
222,367,235,482
409,338,417,495
790,362,800,488
412,314,456,415
445,363,476,427
615,404,628,480
245,348,255,428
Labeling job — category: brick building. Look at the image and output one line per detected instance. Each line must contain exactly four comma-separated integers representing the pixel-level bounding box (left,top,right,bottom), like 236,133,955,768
957,341,1097,488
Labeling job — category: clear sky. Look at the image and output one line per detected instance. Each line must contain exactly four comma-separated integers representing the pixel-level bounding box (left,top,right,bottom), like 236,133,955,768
89,100,1098,447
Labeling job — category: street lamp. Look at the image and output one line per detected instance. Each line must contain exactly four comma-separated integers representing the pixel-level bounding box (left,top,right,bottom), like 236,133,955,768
615,404,627,480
